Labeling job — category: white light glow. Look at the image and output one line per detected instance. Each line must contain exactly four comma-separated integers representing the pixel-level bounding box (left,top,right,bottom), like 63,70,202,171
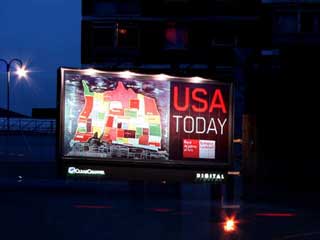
119,70,134,79
190,76,203,83
84,68,98,76
155,74,169,81
15,66,28,79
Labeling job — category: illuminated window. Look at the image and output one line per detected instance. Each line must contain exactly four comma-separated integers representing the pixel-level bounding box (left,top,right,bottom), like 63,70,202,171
164,23,188,49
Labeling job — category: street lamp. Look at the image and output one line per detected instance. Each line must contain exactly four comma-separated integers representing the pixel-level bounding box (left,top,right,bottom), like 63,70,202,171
0,58,28,130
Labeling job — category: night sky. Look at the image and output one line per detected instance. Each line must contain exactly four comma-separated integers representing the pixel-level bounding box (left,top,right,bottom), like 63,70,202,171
0,0,81,116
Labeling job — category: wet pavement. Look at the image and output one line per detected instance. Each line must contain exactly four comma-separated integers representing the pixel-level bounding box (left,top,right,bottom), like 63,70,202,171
1,175,320,240
1,134,320,239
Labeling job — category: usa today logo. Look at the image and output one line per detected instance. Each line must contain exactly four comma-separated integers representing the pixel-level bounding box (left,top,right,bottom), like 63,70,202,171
68,167,105,176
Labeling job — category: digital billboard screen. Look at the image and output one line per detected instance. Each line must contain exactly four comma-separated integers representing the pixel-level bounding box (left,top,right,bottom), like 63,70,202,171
58,68,233,168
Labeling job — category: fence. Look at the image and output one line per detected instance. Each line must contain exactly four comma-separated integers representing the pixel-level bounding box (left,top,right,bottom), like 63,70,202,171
0,118,56,134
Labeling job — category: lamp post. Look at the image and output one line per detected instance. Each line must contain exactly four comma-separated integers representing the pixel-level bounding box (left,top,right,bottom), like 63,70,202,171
0,58,28,130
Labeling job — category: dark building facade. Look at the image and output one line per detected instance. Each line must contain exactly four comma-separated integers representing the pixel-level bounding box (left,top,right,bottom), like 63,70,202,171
81,0,260,79
80,0,320,194
243,0,320,191
81,0,261,170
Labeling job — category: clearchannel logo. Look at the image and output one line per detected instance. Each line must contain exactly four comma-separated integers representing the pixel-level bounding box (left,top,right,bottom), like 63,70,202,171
67,167,105,176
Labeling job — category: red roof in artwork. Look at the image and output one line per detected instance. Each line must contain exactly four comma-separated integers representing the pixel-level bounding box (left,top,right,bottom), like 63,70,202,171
104,82,137,110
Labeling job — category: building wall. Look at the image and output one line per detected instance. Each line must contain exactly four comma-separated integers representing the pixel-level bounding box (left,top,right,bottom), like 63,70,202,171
81,0,260,76
81,0,261,179
80,0,320,192
249,1,320,189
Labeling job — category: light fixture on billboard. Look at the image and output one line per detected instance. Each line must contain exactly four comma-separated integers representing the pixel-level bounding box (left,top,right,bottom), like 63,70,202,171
155,74,169,81
84,68,98,76
119,70,134,79
190,76,203,83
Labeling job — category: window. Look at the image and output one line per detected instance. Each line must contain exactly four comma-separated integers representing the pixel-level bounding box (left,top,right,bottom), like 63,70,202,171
211,34,235,47
164,23,188,49
117,0,140,15
93,0,140,16
89,22,140,63
274,13,297,33
317,15,320,33
164,0,189,3
92,23,140,49
117,25,139,49
93,27,115,48
94,0,117,16
300,13,315,33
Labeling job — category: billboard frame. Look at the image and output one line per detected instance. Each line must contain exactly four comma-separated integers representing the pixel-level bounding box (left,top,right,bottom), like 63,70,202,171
57,67,234,177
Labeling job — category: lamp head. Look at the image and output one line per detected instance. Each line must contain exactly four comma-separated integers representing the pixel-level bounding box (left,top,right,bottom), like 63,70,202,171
16,65,28,79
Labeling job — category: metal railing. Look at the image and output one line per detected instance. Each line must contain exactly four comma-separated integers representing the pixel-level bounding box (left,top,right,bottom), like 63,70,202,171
0,118,56,134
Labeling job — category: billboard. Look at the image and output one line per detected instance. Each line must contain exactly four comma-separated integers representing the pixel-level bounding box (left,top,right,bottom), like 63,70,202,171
58,68,233,168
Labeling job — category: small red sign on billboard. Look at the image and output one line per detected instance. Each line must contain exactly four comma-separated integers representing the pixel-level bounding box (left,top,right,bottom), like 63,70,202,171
183,139,199,158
